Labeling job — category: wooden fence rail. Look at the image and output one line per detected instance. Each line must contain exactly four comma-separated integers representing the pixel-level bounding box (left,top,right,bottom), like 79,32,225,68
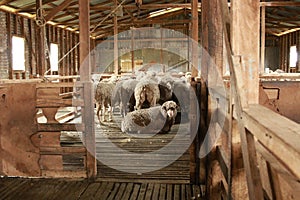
205,1,300,199
35,78,88,178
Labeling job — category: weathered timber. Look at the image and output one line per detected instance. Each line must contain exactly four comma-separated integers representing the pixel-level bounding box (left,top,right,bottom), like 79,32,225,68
243,104,300,179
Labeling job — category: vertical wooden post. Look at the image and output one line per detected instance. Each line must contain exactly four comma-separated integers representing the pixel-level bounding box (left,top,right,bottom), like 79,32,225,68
36,0,46,76
260,6,266,74
191,0,198,77
131,28,135,74
229,1,264,199
79,0,90,80
114,0,119,75
201,0,223,195
79,0,96,178
231,0,260,104
6,13,13,79
160,28,164,73
297,31,300,72
189,0,199,185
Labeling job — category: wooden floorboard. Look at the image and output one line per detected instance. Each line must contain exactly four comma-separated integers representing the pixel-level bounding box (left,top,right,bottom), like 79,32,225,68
0,177,203,200
58,110,191,182
94,113,191,182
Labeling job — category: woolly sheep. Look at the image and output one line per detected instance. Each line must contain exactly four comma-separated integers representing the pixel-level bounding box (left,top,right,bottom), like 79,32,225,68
121,100,178,135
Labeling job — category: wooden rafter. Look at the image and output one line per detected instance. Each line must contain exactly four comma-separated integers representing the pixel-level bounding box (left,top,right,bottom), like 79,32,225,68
0,0,299,38
91,3,195,10
260,1,300,7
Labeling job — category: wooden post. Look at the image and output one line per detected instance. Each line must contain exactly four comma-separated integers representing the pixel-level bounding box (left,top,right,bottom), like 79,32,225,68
225,0,264,199
231,0,260,104
160,28,164,73
36,0,46,76
201,0,223,196
189,0,199,184
114,0,119,75
191,0,198,77
131,28,135,74
260,6,266,74
6,13,12,79
79,0,96,178
79,0,90,80
297,31,300,72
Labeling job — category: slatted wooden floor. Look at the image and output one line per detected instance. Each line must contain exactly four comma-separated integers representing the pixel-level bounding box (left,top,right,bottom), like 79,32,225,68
95,112,191,182
0,177,203,200
61,109,192,183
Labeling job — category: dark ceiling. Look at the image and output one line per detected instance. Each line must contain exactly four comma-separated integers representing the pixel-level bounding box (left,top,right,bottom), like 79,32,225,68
0,0,300,39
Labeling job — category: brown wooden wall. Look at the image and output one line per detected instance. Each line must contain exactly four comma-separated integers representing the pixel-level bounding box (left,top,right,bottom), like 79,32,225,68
0,11,80,79
278,30,300,72
259,80,300,123
0,83,40,176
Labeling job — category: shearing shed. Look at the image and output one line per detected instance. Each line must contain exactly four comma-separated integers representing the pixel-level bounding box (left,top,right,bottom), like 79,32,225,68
0,0,300,199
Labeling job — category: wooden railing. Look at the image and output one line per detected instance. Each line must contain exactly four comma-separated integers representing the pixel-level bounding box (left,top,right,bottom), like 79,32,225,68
34,76,88,178
204,1,300,199
206,82,300,200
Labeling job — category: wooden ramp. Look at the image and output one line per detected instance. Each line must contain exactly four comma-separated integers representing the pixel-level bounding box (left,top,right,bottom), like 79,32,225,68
0,177,203,200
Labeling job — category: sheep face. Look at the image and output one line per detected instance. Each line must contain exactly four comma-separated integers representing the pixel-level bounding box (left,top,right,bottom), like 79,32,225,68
161,101,178,119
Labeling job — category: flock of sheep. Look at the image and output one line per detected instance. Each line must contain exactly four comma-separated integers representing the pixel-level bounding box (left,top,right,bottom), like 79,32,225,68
93,71,192,135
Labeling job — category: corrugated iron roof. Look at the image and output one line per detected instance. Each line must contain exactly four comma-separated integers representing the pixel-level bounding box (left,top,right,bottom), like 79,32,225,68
0,0,299,39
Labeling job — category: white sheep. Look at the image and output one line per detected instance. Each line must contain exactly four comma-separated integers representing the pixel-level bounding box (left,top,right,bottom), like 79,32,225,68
94,75,118,122
121,100,178,135
134,72,160,110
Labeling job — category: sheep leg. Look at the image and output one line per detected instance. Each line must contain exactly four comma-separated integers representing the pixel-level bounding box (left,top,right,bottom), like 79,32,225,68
96,103,101,123
120,102,125,117
108,105,113,122
145,88,156,107
102,105,106,121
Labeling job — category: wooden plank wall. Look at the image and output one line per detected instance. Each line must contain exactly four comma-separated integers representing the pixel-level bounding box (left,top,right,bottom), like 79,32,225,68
259,80,300,123
0,83,40,176
279,30,300,72
0,80,89,178
2,11,80,79
206,80,300,200
35,78,86,178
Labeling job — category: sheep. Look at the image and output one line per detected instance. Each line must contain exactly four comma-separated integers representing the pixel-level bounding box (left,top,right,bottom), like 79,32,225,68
111,77,138,117
134,73,160,110
91,74,102,94
95,76,118,123
120,78,139,116
171,76,192,123
158,74,174,105
121,100,178,135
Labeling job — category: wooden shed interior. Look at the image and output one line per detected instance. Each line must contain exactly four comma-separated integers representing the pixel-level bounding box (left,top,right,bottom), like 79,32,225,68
0,0,300,199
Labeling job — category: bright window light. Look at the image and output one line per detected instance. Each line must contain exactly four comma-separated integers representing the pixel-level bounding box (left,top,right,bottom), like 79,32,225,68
50,43,59,71
289,45,297,68
12,36,25,71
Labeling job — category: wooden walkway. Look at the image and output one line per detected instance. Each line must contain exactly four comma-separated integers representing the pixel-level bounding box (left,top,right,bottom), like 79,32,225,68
0,177,203,200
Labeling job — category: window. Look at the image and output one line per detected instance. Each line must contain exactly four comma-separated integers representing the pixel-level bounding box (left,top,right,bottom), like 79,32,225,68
50,43,59,71
289,45,297,68
12,36,25,71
